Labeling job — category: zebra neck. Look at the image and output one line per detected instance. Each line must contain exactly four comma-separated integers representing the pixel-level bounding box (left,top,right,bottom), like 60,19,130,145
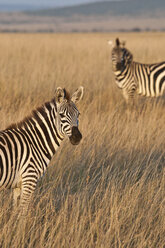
114,65,126,77
24,101,64,162
114,64,133,85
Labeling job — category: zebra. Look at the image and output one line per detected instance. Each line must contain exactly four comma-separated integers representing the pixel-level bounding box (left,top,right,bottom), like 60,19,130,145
110,38,165,103
0,86,84,215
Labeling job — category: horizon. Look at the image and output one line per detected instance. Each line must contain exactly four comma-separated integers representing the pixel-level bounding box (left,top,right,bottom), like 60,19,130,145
0,0,120,11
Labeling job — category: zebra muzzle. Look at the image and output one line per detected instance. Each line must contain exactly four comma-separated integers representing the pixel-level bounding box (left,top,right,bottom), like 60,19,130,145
69,126,82,145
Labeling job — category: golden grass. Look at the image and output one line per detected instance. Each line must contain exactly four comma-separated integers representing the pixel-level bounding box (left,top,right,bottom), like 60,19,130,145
0,32,165,248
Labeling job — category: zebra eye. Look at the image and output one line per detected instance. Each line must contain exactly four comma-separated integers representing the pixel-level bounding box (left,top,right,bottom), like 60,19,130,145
59,113,65,118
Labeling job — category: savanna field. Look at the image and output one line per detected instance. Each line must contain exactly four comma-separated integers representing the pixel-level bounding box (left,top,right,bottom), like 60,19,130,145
0,33,165,248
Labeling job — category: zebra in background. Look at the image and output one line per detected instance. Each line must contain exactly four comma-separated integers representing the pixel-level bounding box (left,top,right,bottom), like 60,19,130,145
110,38,165,103
0,86,84,215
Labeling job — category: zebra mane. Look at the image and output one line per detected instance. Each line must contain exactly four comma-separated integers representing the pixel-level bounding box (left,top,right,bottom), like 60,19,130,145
5,89,71,131
5,99,57,131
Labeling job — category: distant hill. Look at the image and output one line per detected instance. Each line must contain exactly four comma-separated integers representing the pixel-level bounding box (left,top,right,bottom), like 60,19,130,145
0,4,40,12
0,0,165,32
26,0,165,18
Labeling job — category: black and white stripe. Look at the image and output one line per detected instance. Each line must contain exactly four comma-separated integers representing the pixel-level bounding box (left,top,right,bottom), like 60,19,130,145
111,38,165,102
0,86,84,215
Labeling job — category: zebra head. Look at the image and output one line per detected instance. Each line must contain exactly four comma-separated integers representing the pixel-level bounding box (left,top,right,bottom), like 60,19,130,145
111,38,133,72
55,86,84,145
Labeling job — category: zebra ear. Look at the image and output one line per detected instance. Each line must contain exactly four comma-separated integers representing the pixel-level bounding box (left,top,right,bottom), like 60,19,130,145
116,38,120,47
71,86,84,103
108,40,114,47
121,41,126,47
55,87,66,103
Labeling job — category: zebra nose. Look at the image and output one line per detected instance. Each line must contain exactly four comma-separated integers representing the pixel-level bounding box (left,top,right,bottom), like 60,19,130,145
69,126,82,145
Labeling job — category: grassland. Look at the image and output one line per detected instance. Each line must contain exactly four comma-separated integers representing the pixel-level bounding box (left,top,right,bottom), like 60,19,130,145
0,32,165,248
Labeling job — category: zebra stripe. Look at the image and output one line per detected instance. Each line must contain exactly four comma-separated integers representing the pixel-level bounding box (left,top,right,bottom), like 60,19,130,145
0,86,84,215
111,38,165,102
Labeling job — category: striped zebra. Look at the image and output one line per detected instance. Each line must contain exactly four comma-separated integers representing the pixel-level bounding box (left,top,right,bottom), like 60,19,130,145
110,38,165,103
0,86,84,215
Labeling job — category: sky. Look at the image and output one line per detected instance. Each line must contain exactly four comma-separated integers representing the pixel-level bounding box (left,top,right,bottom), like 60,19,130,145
0,0,123,12
0,0,121,7
0,0,103,7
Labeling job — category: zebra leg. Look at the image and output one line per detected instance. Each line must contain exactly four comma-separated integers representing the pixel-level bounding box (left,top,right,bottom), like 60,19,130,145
123,89,130,104
19,178,38,216
122,90,131,114
13,187,21,208
122,89,137,118
123,88,136,107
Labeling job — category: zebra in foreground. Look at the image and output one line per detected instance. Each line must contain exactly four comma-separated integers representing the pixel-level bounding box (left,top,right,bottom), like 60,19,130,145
110,38,165,103
0,86,84,215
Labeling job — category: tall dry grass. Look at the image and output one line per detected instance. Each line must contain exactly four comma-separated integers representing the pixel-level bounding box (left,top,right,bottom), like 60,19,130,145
0,33,165,248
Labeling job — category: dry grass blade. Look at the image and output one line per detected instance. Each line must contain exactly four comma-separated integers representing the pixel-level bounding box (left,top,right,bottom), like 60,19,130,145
0,32,165,248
